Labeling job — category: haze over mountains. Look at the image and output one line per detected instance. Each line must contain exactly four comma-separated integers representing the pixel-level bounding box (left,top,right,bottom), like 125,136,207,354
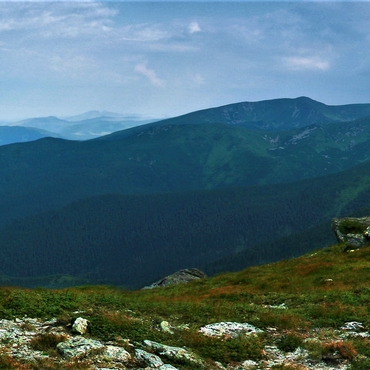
1,96,370,288
0,111,156,143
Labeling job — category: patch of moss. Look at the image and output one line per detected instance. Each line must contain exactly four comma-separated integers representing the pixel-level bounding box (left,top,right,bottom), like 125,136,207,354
338,220,366,235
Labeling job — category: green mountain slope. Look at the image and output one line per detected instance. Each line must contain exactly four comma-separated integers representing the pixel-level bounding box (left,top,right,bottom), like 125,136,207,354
2,116,370,228
3,242,370,369
2,159,370,288
102,96,370,132
0,126,60,146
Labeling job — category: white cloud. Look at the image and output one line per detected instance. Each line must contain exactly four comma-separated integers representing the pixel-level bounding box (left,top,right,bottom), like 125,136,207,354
149,43,197,53
188,21,201,34
120,24,170,42
0,2,116,37
282,56,330,71
134,63,165,87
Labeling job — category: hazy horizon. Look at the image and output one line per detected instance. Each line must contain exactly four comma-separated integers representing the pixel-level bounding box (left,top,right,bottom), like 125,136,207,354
1,1,370,121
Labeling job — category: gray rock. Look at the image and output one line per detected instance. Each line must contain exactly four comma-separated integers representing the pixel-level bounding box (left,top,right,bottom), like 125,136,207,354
160,321,174,334
57,336,104,358
143,339,203,366
341,321,365,331
331,216,370,248
143,268,206,289
199,322,263,339
72,317,89,335
135,348,164,368
104,345,131,363
240,360,259,369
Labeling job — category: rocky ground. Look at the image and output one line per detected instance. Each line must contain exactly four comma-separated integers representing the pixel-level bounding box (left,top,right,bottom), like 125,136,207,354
0,314,365,369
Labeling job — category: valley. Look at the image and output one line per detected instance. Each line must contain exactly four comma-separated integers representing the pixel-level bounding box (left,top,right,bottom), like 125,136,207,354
1,97,370,288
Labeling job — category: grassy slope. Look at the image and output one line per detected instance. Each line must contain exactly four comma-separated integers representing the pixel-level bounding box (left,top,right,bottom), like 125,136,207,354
2,243,370,368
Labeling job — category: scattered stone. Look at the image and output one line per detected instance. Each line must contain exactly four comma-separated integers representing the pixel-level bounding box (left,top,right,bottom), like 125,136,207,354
341,321,365,331
0,315,361,369
160,321,174,334
158,365,179,369
143,339,203,366
199,322,263,339
72,317,89,335
240,359,259,369
264,303,288,309
57,336,104,358
142,268,206,289
103,345,131,363
135,348,165,368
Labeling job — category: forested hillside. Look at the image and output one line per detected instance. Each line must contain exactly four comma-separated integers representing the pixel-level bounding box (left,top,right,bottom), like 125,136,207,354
2,97,370,288
2,115,370,228
2,159,370,288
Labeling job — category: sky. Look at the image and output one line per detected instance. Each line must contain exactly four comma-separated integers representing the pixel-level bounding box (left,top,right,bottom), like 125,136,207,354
1,1,370,121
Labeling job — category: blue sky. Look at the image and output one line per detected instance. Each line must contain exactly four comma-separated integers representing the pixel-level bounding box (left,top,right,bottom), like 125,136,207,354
0,1,370,120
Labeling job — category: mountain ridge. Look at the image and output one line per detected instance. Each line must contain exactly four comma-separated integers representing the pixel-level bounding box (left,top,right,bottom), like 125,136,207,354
2,96,370,289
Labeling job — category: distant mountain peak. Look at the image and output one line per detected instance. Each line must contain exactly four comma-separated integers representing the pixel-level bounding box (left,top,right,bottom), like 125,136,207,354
64,111,149,122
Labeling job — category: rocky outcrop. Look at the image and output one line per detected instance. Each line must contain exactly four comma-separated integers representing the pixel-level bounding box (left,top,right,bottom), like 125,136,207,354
142,268,206,289
331,216,370,249
135,348,177,369
199,322,263,339
143,340,203,366
57,336,104,359
0,316,365,369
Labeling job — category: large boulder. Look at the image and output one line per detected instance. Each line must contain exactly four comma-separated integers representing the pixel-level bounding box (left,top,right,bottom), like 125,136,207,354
331,217,370,249
199,322,263,339
57,336,104,359
142,268,206,289
143,340,203,366
72,317,89,335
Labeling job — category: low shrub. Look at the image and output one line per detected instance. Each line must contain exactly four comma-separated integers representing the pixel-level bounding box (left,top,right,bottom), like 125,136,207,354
29,333,67,356
276,333,303,352
183,331,264,364
322,341,357,360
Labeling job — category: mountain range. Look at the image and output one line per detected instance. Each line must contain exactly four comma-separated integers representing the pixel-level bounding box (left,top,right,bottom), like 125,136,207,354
1,96,370,287
1,111,156,143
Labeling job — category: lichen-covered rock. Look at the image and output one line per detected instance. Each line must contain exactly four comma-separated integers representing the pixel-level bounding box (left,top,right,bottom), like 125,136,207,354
331,216,370,248
143,339,203,366
341,321,365,332
135,348,164,368
345,233,366,248
57,336,104,358
72,317,89,335
199,322,263,339
142,268,206,289
103,345,131,363
160,321,174,334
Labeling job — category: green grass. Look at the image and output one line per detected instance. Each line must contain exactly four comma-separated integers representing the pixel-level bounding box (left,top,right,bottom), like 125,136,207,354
1,243,370,368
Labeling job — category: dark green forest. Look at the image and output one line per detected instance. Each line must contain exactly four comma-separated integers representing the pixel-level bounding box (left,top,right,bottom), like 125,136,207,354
1,98,370,288
1,159,370,288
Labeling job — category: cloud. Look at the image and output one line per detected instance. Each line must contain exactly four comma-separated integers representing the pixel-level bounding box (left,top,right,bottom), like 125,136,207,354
120,24,170,42
0,2,116,37
282,56,330,71
188,21,201,34
134,63,165,86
